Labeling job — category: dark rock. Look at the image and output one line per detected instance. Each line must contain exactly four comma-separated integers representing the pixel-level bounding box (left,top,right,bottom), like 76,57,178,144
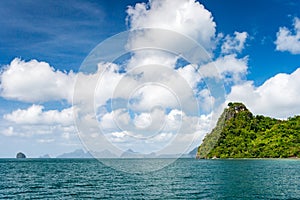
16,152,26,159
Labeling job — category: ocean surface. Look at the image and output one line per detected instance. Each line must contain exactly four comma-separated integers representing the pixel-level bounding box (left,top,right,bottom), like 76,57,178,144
0,158,299,199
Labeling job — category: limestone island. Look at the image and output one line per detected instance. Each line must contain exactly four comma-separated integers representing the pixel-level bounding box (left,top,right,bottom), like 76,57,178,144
197,102,300,159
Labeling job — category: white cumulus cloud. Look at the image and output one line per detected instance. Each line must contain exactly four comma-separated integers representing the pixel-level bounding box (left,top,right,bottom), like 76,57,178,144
227,68,300,119
126,0,216,50
0,58,76,103
275,17,300,54
1,105,79,146
4,105,74,126
199,54,248,84
96,107,213,154
221,31,248,54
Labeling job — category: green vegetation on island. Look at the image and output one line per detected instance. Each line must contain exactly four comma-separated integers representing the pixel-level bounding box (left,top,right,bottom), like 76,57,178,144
197,102,300,159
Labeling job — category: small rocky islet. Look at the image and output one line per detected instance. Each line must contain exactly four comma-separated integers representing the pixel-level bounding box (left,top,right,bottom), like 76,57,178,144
16,152,26,159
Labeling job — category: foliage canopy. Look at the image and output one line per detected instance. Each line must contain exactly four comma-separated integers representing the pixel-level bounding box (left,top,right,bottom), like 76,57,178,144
197,103,300,158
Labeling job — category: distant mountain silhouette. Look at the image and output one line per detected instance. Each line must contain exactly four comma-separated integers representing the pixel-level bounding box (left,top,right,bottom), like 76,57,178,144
121,149,144,158
55,148,198,159
57,149,92,158
56,149,118,158
120,149,196,158
39,154,51,158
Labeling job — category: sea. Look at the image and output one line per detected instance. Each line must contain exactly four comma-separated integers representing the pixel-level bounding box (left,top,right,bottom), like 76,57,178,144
0,158,299,199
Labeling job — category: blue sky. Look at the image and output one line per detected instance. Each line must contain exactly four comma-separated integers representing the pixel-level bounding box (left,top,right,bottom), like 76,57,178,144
1,0,299,84
0,0,300,157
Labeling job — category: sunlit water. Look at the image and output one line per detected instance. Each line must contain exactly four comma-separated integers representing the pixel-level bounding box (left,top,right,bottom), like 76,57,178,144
0,158,299,199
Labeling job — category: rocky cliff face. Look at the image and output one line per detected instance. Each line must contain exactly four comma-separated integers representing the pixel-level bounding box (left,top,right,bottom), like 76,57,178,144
196,102,249,158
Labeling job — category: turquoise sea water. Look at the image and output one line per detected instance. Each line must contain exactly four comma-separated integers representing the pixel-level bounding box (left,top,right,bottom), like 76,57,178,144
0,158,299,199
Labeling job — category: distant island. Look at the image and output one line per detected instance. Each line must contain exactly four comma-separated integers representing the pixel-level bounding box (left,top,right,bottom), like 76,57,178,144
53,148,197,159
16,152,26,159
197,102,300,159
39,154,51,158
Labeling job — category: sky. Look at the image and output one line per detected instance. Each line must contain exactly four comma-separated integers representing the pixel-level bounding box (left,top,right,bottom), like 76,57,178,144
0,0,300,158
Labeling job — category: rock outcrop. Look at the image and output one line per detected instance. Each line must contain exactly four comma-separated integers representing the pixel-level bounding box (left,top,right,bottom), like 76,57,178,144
16,152,26,159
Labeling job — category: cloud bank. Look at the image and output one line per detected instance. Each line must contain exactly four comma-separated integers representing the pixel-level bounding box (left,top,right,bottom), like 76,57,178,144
227,68,300,119
4,105,73,126
0,58,75,103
